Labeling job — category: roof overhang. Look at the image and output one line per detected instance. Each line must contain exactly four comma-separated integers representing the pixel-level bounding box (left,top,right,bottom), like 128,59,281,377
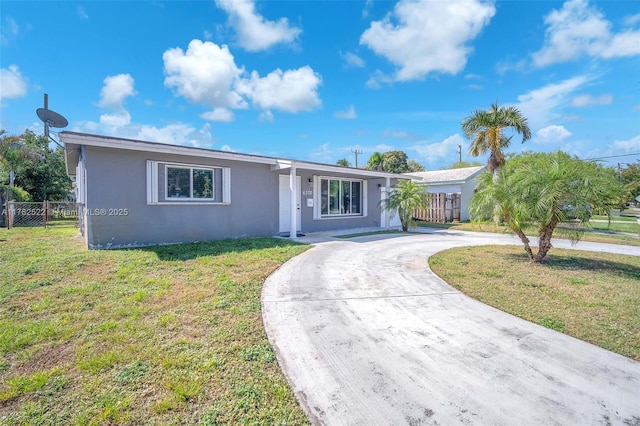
60,131,413,181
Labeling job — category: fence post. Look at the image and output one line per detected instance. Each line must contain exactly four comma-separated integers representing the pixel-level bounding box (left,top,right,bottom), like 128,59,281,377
7,200,12,229
43,200,48,228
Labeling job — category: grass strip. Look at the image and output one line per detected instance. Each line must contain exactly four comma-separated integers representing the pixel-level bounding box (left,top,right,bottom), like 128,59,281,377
429,245,640,360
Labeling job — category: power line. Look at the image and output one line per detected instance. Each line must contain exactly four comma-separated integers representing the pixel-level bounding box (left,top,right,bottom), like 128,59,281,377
583,152,640,161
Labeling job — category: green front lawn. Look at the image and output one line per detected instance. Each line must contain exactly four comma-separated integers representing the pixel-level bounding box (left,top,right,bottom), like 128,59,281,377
0,228,309,425
430,245,640,360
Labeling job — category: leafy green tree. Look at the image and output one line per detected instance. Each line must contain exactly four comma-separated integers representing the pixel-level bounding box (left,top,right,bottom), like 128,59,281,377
380,179,428,231
448,160,483,169
406,160,425,172
470,151,623,263
11,130,72,201
1,130,36,201
336,158,351,167
462,102,531,180
621,160,640,204
366,151,424,173
366,152,384,171
382,150,409,173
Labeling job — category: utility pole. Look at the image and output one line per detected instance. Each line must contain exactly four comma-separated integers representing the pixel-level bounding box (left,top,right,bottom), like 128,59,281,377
457,144,462,163
351,148,363,168
618,163,622,183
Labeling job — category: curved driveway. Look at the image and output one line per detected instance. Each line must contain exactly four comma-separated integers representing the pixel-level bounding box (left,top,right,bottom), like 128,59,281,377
262,230,640,425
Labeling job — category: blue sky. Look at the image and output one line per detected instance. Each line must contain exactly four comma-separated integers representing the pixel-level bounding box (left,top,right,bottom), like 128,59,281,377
1,0,639,170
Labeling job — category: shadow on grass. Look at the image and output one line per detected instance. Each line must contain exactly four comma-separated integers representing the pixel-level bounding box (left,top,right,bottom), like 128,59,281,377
414,220,459,229
129,237,306,261
505,251,640,280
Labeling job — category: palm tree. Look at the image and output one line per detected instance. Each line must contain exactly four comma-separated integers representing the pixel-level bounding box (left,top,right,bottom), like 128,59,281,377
366,152,384,171
379,179,428,232
470,151,623,263
461,102,531,180
336,158,351,167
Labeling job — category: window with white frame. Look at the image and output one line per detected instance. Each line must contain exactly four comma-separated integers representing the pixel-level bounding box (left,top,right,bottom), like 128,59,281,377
147,161,230,205
166,166,214,199
320,177,363,216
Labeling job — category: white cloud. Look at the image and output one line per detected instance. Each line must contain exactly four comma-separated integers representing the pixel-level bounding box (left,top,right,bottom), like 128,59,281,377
464,73,482,80
515,75,592,128
382,128,423,141
200,108,235,122
77,5,88,19
412,133,465,166
1,17,19,45
135,123,212,147
309,143,331,161
164,40,322,120
98,74,136,108
0,65,27,102
360,0,495,83
612,134,640,153
341,51,365,68
215,0,301,51
624,13,640,26
203,30,213,40
571,93,612,107
99,109,131,127
532,0,640,67
239,66,321,113
220,144,233,151
495,59,527,75
362,0,374,18
163,40,247,110
334,105,357,119
466,84,483,90
75,119,217,149
259,110,274,122
536,125,572,143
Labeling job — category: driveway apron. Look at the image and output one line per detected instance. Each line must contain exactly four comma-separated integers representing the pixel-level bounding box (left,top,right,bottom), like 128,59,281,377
262,231,640,425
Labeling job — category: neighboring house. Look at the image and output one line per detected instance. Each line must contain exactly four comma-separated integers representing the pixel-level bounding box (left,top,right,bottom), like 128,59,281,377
61,132,407,249
408,166,486,221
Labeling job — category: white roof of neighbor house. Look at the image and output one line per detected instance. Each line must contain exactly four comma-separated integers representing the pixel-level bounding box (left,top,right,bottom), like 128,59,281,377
407,166,485,184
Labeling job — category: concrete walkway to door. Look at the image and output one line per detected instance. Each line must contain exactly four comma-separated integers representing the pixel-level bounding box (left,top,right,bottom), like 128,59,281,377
262,230,640,425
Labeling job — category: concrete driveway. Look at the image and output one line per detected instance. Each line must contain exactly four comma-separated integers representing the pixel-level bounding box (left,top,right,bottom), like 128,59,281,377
262,230,640,425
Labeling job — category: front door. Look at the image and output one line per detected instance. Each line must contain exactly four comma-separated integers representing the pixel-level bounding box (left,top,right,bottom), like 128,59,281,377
279,175,301,233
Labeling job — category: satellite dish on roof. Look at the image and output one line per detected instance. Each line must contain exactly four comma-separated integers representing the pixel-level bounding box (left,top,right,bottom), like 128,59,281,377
35,94,68,147
36,107,68,128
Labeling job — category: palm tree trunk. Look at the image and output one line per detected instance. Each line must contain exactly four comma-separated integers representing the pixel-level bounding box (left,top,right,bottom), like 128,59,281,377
532,220,558,263
492,167,500,183
513,228,534,261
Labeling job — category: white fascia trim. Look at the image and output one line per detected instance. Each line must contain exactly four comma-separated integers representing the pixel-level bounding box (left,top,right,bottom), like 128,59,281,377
61,132,277,166
147,202,231,206
271,160,292,171
292,161,412,179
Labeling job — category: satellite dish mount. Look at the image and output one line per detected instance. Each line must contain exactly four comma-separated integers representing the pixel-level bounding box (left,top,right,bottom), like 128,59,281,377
36,93,68,147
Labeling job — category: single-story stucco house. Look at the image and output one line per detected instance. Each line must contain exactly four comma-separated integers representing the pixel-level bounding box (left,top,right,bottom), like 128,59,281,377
408,166,486,221
61,131,408,249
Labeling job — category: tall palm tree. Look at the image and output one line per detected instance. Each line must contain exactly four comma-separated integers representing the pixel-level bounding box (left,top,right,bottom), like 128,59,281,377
366,152,384,171
336,158,351,167
379,179,427,232
461,102,531,180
